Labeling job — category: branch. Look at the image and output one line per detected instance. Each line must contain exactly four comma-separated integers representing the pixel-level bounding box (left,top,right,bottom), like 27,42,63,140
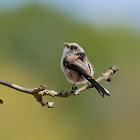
0,65,119,108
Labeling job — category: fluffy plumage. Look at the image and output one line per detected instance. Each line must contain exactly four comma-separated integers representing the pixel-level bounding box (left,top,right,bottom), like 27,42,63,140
61,42,110,97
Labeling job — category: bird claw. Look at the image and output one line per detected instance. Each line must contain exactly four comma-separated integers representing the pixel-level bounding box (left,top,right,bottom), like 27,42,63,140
88,83,94,88
72,86,77,91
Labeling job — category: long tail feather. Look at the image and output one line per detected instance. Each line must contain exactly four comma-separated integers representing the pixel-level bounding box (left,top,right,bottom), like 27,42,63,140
85,76,110,97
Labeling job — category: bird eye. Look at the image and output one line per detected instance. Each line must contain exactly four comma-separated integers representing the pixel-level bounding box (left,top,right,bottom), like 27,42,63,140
70,46,75,50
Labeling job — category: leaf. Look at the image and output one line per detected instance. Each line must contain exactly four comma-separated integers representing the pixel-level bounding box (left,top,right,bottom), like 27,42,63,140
0,98,3,104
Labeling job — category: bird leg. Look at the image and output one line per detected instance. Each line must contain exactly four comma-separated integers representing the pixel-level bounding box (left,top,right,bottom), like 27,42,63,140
72,82,77,91
88,82,94,88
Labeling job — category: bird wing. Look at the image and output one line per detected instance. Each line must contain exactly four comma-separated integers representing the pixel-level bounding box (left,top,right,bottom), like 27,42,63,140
64,55,92,78
64,55,110,97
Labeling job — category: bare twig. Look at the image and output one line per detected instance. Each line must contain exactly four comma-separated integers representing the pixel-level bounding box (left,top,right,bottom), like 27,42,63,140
0,79,37,94
0,65,119,108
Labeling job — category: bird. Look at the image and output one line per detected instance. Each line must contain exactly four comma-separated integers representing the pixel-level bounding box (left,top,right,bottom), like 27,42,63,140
61,42,110,97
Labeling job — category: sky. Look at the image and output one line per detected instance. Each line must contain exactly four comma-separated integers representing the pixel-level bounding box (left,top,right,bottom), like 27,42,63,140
0,0,140,30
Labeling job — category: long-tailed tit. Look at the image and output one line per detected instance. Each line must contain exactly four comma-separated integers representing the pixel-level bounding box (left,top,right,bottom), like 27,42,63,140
61,42,110,97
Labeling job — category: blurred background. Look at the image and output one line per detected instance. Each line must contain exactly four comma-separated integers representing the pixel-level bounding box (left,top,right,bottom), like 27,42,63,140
0,0,140,140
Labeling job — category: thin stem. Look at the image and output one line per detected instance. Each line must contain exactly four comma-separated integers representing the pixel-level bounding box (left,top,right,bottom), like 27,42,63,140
0,79,35,94
0,65,119,108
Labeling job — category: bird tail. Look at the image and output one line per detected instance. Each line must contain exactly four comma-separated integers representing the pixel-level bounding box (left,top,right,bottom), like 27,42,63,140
85,76,110,97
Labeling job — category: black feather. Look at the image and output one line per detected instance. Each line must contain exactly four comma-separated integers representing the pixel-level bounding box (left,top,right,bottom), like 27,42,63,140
85,76,110,97
64,57,110,97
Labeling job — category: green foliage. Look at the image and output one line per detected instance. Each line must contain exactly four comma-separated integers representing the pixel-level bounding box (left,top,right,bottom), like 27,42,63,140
0,4,140,140
0,98,3,104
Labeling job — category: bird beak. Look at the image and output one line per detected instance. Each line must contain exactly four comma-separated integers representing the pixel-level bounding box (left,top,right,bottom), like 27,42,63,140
64,42,70,48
